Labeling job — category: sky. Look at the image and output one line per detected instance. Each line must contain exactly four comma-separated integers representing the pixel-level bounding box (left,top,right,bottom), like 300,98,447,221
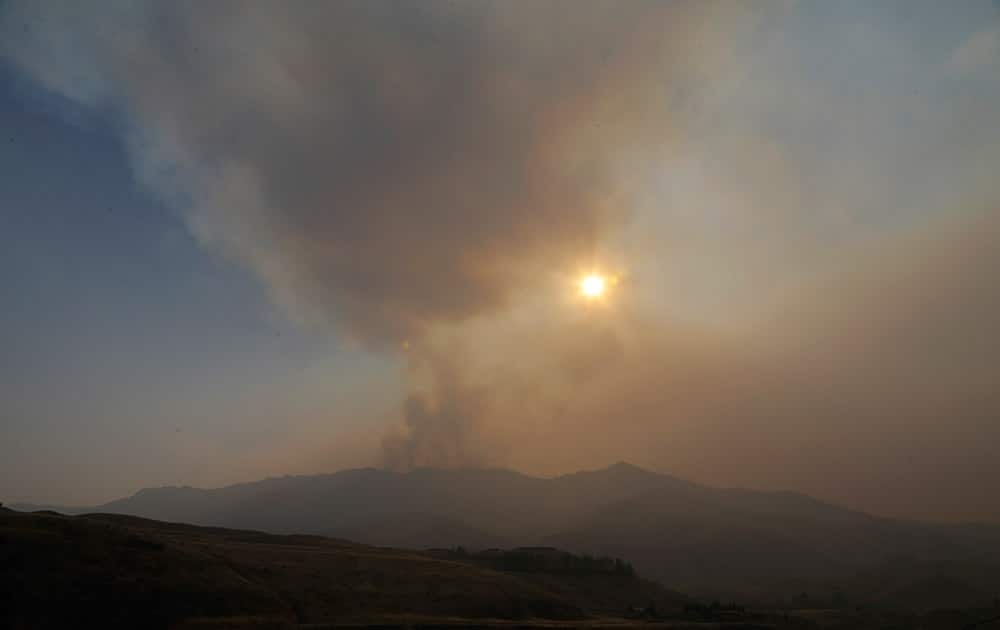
1,0,999,523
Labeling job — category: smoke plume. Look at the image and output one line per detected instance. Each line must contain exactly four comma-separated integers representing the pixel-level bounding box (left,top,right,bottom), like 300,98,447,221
5,1,1000,519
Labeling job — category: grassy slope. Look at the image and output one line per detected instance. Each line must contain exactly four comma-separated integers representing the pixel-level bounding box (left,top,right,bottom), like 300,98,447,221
0,508,677,629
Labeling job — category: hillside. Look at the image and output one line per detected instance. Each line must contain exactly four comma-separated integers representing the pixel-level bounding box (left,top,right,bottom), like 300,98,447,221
541,479,1000,603
0,507,691,629
22,463,1000,607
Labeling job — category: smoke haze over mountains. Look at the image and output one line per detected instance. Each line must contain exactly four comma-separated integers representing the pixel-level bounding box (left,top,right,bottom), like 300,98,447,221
2,1,1000,523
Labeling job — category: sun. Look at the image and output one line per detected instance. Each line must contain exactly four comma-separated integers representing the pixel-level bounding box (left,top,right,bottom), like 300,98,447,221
579,274,606,299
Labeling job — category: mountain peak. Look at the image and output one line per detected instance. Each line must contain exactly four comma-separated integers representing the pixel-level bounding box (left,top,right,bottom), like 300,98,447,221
607,461,649,474
566,461,658,480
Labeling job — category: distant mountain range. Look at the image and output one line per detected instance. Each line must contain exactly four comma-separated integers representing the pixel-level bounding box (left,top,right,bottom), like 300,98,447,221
13,462,1000,608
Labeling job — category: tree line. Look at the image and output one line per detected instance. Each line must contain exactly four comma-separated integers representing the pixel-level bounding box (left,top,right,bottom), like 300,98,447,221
429,546,636,576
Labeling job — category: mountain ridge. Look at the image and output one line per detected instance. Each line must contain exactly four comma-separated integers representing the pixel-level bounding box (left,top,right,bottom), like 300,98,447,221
11,462,1000,606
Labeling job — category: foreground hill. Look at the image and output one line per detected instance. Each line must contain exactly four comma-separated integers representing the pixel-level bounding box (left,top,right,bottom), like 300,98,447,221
0,507,688,629
21,463,1000,606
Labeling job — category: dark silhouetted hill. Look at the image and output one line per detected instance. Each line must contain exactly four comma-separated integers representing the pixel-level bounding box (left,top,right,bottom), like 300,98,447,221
0,507,689,629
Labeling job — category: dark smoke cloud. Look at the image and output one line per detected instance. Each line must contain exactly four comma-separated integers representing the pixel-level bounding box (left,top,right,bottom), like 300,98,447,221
382,355,497,471
1,0,744,472
1,0,717,345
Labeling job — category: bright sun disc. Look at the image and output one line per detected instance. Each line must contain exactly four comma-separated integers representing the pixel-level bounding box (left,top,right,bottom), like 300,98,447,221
580,274,606,299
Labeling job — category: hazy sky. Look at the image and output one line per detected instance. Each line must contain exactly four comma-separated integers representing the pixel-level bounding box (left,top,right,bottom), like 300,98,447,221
2,1,999,523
